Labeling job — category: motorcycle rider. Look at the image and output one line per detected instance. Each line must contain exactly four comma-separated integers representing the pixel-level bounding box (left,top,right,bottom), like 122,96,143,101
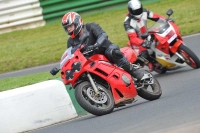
124,0,173,70
62,11,145,81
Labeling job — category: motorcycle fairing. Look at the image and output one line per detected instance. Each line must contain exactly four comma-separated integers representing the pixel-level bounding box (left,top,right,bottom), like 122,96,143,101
61,49,87,85
120,47,137,63
169,21,182,40
60,47,74,69
169,40,183,54
154,25,176,45
83,56,138,104
106,69,137,104
147,18,188,70
155,48,187,69
60,50,138,104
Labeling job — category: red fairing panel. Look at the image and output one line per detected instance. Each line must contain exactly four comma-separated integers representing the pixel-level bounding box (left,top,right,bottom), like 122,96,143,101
120,47,137,63
169,22,182,40
107,69,137,104
61,50,87,85
170,40,183,54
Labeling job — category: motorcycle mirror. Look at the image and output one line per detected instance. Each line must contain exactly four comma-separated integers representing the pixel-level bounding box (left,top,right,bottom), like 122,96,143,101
141,32,149,39
50,67,60,76
166,9,173,16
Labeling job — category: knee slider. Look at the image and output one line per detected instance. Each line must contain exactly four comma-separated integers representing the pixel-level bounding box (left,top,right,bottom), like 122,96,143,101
112,49,123,59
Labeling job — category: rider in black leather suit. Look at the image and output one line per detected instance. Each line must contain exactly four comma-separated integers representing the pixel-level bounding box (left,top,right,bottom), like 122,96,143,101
62,12,145,80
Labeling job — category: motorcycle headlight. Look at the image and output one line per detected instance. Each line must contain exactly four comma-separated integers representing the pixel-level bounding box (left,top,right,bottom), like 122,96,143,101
122,74,131,86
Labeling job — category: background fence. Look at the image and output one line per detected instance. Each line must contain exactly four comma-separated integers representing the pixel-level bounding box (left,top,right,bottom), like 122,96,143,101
0,0,159,34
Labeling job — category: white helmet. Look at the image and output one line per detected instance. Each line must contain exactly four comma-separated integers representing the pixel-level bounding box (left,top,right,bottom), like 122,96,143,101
128,0,143,19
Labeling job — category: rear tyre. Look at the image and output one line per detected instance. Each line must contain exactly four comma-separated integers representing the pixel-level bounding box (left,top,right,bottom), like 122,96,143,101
137,70,162,101
75,81,114,116
178,45,200,69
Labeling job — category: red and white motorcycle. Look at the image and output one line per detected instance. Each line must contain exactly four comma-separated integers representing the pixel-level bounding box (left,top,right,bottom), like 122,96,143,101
134,9,200,74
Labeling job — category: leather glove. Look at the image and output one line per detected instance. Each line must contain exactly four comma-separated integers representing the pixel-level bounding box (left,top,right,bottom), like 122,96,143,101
166,18,175,23
86,45,95,52
142,40,151,49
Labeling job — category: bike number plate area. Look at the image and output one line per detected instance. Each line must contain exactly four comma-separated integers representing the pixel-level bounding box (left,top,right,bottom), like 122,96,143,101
157,25,177,44
167,30,177,43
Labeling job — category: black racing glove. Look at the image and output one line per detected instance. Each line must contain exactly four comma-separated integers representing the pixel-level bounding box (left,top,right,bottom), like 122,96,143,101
86,45,95,52
142,40,151,49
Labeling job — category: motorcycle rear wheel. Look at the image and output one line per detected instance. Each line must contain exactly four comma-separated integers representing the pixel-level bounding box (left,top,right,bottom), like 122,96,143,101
75,81,114,116
137,70,162,101
178,44,200,69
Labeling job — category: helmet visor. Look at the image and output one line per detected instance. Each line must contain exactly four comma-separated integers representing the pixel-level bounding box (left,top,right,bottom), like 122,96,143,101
62,23,73,35
130,7,143,16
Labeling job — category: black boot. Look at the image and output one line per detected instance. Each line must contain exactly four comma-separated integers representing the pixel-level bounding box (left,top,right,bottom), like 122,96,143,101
139,50,150,60
131,68,146,81
117,57,145,81
140,50,162,70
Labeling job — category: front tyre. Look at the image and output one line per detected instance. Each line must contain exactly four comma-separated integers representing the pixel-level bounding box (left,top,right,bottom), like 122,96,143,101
75,81,114,116
137,70,162,101
178,44,200,69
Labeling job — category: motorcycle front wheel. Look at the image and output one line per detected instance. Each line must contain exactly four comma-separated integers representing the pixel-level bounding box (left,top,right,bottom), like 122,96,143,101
75,81,115,116
178,44,200,69
137,70,162,101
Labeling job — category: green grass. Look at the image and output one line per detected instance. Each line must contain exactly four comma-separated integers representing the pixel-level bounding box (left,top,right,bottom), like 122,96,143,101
0,0,200,92
0,72,60,92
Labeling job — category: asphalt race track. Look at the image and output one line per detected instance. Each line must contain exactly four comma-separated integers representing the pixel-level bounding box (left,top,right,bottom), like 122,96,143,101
1,34,200,133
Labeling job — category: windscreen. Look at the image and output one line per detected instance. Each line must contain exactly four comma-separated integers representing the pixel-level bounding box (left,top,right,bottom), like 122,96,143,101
148,18,170,34
60,47,73,68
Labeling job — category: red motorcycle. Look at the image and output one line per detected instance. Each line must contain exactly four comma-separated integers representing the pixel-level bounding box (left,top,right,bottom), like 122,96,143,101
50,43,162,116
131,9,200,74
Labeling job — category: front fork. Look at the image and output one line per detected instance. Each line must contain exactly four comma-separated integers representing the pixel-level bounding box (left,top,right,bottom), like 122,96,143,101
175,52,185,62
87,72,100,94
170,40,186,62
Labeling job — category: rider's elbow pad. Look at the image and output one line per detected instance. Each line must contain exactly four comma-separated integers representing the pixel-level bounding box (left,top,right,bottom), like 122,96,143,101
96,33,108,46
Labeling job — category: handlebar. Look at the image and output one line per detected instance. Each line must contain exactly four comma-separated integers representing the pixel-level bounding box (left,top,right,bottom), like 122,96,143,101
82,43,99,55
83,50,93,55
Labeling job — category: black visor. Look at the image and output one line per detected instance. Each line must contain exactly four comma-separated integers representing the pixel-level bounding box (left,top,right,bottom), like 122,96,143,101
63,24,68,31
129,6,143,16
62,23,73,35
